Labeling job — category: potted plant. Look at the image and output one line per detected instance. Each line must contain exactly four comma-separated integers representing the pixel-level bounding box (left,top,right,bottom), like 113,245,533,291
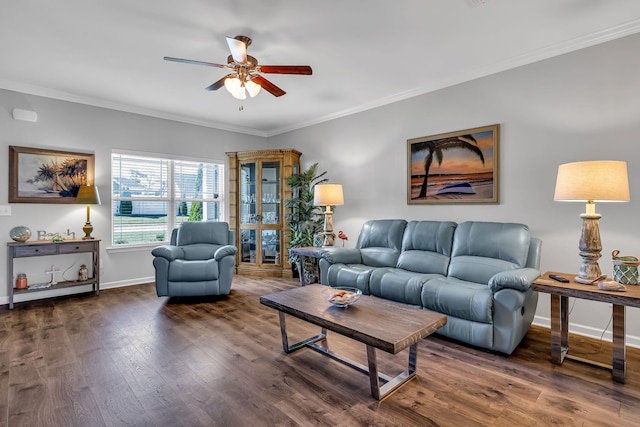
285,163,328,282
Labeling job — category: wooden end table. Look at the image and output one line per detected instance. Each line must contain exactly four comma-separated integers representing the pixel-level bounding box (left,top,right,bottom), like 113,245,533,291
260,284,447,400
532,271,640,383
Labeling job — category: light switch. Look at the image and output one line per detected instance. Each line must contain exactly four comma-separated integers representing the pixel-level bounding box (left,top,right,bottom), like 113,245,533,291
0,205,11,216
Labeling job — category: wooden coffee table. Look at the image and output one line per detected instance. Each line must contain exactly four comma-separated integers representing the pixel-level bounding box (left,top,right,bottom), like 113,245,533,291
260,284,447,400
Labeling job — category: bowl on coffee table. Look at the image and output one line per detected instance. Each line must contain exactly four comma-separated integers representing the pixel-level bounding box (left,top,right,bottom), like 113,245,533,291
321,287,362,308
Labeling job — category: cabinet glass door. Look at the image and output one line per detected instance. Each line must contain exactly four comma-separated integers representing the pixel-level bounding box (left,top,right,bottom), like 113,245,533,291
241,229,257,264
262,230,280,265
238,159,282,267
240,162,257,225
261,161,280,225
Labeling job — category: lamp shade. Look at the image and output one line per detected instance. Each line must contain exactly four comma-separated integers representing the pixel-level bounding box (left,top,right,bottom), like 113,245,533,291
76,185,102,205
314,184,344,206
554,161,630,202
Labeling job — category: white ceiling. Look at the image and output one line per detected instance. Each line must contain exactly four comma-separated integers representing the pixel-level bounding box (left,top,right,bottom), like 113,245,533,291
2,1,640,137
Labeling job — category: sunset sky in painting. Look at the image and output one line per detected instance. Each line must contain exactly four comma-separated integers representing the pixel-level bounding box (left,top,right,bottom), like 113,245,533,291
410,130,494,177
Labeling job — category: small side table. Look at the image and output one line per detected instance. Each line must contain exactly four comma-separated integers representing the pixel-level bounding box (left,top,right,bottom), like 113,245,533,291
532,271,640,383
289,246,324,286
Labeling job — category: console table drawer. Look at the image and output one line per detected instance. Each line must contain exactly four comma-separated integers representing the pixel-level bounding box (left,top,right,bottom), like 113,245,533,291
58,242,96,254
13,245,58,257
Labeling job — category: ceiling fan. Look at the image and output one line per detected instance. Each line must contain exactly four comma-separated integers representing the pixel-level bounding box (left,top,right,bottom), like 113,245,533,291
164,35,312,99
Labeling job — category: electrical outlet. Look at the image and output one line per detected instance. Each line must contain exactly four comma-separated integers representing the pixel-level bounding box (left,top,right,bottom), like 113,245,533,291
0,205,11,216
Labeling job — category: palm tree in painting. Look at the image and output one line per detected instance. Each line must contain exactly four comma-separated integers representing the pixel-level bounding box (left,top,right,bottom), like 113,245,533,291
414,134,485,199
34,162,59,192
59,157,88,196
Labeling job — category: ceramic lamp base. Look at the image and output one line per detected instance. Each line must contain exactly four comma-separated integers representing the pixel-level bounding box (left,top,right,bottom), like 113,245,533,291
82,222,95,240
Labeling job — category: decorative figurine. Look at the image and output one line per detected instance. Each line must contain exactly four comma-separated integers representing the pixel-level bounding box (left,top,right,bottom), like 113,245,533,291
338,230,349,247
78,264,88,281
45,265,61,285
10,226,31,243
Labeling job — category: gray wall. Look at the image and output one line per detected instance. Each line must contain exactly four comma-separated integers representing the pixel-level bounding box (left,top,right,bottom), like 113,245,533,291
271,33,640,345
0,90,264,300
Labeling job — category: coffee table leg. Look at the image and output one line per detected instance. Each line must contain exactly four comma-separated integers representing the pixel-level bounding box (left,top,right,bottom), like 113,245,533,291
366,345,381,399
366,343,417,401
278,312,290,353
278,312,327,353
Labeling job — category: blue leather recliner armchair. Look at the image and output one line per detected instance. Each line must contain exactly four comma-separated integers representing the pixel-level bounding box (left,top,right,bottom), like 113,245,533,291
152,221,237,297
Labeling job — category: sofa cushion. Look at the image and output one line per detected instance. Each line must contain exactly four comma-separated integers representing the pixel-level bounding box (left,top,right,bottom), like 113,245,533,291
326,264,376,294
369,267,444,306
421,277,493,324
181,244,223,260
168,259,219,281
177,221,230,246
356,219,407,267
449,221,531,284
397,221,456,274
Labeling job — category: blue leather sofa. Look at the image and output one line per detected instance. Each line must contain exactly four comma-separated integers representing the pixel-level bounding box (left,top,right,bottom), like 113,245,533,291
319,219,541,355
152,221,237,297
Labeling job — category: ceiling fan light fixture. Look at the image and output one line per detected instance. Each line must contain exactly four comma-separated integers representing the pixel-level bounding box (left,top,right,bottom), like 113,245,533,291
232,87,246,100
224,76,241,93
245,79,261,98
224,76,246,100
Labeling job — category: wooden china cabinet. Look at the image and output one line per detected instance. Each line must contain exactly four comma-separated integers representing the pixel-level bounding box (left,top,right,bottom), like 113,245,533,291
226,149,301,277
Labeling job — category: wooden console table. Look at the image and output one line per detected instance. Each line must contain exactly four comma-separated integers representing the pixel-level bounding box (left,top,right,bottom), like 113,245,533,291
532,271,640,383
7,239,100,309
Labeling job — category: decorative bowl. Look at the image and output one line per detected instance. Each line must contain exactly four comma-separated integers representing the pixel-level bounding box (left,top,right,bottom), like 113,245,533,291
321,287,362,308
10,226,32,243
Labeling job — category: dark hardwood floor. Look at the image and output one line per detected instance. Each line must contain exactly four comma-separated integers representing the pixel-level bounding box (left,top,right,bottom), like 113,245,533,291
2,276,640,426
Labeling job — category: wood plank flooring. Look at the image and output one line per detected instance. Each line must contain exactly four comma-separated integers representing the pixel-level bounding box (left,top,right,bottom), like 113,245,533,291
1,275,640,426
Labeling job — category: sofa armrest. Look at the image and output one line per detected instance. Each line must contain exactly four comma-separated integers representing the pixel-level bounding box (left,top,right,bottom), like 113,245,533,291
321,247,362,265
488,268,540,293
215,245,238,261
151,245,184,261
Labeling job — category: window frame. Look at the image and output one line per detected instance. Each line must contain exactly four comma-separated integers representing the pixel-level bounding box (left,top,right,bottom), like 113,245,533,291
110,149,226,250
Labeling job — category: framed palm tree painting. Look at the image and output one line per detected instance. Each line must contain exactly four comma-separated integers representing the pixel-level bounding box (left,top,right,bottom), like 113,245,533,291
9,145,95,203
407,124,499,204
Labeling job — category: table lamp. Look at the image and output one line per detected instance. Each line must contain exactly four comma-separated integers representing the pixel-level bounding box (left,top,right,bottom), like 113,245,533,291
554,161,630,284
313,183,344,247
76,185,102,240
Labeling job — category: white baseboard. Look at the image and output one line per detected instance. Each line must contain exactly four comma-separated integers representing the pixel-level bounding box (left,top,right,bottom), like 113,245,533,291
100,276,155,290
533,315,640,349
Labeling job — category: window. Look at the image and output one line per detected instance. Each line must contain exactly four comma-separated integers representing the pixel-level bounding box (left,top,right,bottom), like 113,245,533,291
111,151,224,247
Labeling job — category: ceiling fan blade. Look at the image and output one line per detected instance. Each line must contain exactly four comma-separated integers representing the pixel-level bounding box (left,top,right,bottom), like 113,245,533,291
226,36,247,63
259,65,312,75
205,74,235,91
251,75,286,97
164,56,228,68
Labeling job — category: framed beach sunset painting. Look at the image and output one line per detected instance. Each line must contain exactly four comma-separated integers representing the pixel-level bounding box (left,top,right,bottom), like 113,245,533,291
407,124,499,204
